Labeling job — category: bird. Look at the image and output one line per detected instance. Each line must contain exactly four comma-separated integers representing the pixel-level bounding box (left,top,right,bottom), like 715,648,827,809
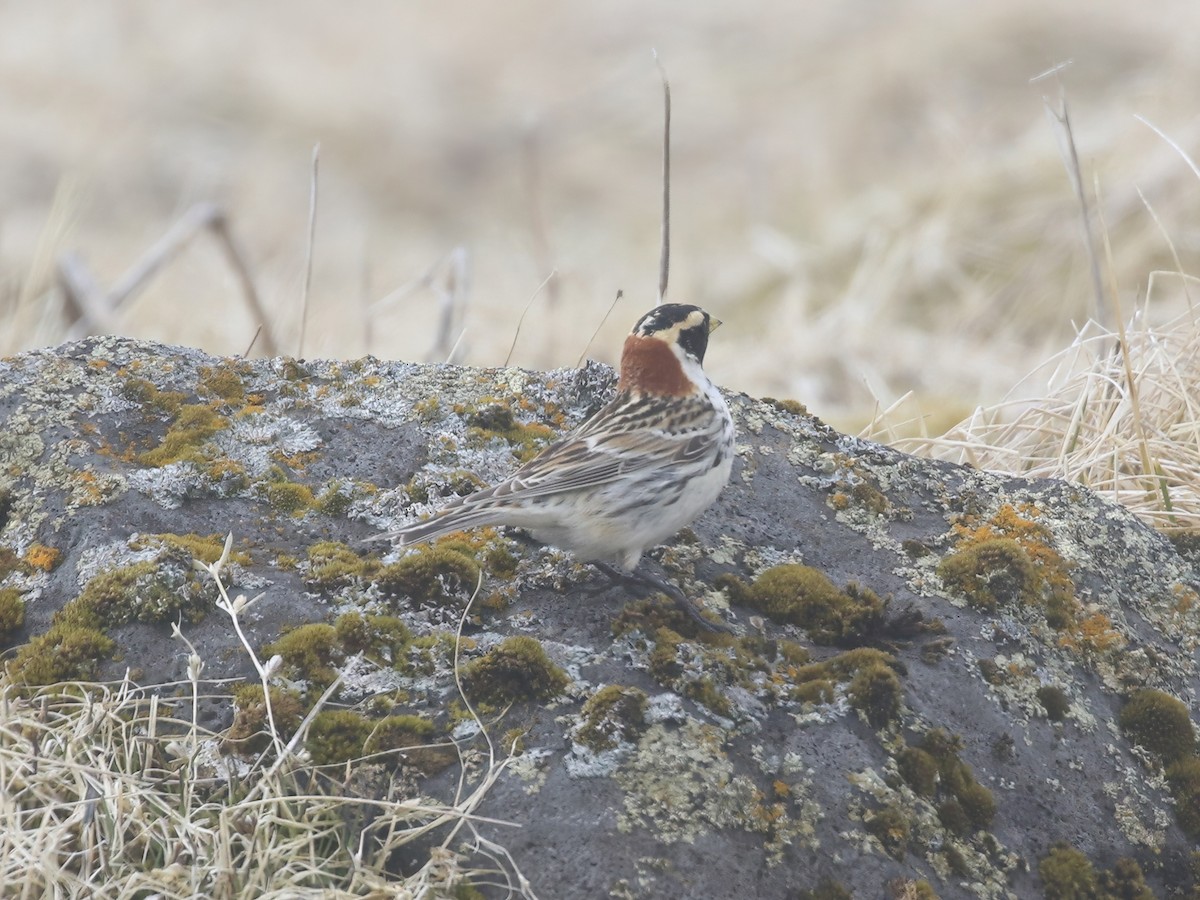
380,303,736,629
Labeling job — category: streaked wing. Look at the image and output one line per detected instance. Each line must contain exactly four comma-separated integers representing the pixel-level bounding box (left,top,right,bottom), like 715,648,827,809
482,393,716,502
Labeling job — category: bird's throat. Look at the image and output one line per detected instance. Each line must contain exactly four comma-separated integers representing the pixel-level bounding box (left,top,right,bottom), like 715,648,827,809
617,335,692,397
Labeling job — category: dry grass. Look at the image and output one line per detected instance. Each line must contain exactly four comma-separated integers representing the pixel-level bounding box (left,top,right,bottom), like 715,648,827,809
859,101,1200,533
3,1,1200,425
0,540,534,899
865,288,1200,531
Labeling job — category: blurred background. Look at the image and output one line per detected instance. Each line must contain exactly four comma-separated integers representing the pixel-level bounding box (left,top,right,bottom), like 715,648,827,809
3,0,1200,430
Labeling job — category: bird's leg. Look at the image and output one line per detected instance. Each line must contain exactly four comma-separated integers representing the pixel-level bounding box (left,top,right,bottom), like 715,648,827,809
591,562,731,633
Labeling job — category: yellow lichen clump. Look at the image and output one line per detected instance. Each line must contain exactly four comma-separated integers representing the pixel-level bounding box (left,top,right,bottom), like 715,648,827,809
938,503,1127,657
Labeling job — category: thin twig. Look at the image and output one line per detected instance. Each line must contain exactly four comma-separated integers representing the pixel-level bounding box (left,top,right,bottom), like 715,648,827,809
1136,114,1200,183
522,122,560,309
504,270,556,367
1095,174,1162,509
575,289,623,368
298,143,320,358
60,202,277,354
1136,185,1193,312
242,323,263,358
432,247,469,362
653,50,671,305
1041,84,1107,326
208,210,278,356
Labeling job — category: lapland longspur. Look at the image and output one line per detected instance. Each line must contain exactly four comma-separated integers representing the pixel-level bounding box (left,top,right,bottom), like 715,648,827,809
381,303,735,628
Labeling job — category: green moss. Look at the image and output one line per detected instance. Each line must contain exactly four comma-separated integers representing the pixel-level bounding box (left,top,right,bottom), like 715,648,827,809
645,627,735,714
777,639,811,667
577,685,648,751
1099,857,1154,900
460,636,569,706
613,595,707,638
791,679,835,704
684,676,733,717
897,746,938,797
764,397,809,416
648,627,685,681
304,707,450,772
833,480,889,517
130,532,251,567
937,799,971,836
6,625,116,684
1037,685,1071,722
315,483,353,518
904,882,939,900
404,469,485,505
334,612,411,662
0,587,25,634
717,565,884,645
77,560,209,626
137,403,229,467
1038,843,1098,900
224,684,306,755
263,480,317,515
937,537,1037,612
1166,755,1200,838
484,545,519,579
902,727,996,834
0,546,20,580
264,624,344,690
197,364,247,404
122,376,186,415
307,710,375,766
823,647,899,679
377,547,481,606
864,803,909,859
1119,688,1196,763
921,727,963,761
306,541,379,585
848,661,903,729
787,648,901,707
465,404,555,463
953,774,997,830
453,882,486,900
279,358,307,382
942,504,1085,638
362,714,436,755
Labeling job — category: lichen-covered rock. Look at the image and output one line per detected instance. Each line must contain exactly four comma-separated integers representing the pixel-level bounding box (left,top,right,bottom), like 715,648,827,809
2,336,1200,898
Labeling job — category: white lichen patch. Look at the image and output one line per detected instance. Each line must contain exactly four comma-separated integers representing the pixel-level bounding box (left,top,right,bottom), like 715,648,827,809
846,766,1020,900
615,720,817,861
506,746,553,793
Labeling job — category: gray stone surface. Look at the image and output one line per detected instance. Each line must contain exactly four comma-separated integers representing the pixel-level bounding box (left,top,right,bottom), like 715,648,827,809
2,336,1199,898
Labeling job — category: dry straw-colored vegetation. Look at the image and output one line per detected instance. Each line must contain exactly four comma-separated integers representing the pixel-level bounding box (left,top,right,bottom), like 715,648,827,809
5,4,1200,894
867,300,1200,532
864,112,1200,533
0,542,535,899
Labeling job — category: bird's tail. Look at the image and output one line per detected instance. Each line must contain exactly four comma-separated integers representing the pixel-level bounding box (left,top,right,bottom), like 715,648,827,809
378,504,509,547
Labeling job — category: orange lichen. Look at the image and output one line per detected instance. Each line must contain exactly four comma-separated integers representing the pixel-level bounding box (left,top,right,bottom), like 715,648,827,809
1058,612,1126,654
24,544,61,572
948,502,1074,603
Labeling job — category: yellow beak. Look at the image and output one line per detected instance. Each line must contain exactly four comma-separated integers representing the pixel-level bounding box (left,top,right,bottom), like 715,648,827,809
708,317,723,334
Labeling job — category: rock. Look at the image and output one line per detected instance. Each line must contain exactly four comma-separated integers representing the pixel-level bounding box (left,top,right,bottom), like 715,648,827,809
2,336,1198,898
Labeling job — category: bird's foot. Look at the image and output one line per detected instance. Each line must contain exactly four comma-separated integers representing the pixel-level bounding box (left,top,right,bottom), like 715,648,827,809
592,562,732,634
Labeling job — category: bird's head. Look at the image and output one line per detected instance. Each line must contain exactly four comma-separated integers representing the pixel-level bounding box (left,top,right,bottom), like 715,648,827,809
619,303,721,396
